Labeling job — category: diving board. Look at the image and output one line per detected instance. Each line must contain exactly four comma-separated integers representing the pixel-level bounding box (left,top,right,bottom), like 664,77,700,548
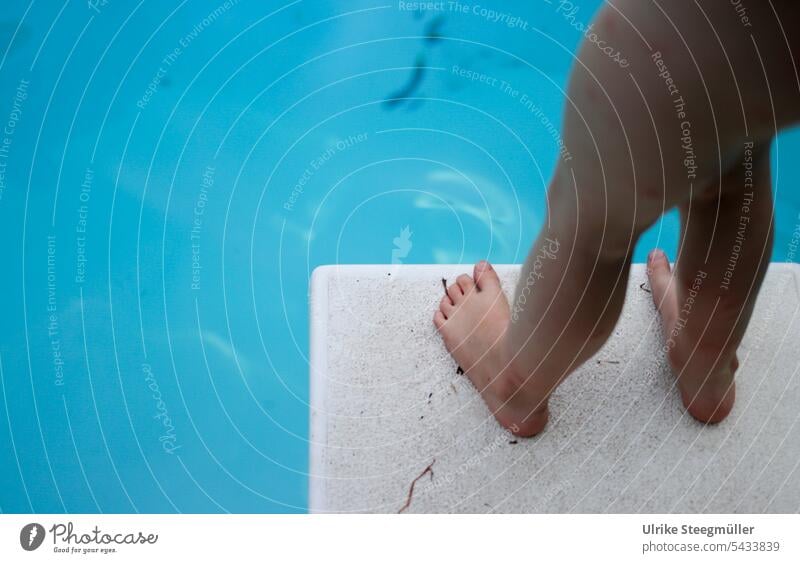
309,264,800,513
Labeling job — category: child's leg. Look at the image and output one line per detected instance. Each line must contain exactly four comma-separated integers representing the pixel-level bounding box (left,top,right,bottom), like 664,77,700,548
434,0,798,436
436,0,687,436
648,146,774,422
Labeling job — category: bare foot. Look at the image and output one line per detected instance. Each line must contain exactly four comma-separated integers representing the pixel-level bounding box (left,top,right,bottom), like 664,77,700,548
433,261,548,437
647,249,736,423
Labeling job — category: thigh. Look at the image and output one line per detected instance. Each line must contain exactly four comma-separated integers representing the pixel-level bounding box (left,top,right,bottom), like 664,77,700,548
547,0,799,258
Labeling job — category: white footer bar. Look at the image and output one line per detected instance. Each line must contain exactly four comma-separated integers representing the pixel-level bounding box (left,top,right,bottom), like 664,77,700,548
1,514,797,562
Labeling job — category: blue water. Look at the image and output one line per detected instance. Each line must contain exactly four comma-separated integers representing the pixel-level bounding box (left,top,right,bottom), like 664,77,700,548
1,0,798,513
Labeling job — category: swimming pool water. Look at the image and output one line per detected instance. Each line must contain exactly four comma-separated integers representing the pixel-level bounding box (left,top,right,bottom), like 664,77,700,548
1,0,799,513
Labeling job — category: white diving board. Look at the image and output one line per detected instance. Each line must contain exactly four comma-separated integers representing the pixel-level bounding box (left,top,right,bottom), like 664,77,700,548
309,264,800,513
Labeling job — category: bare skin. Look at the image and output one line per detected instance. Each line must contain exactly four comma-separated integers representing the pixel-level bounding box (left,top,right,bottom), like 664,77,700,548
434,0,798,436
647,249,737,423
433,262,548,437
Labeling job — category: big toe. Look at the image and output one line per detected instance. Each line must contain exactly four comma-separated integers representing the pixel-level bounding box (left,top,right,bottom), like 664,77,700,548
647,249,677,319
474,260,501,292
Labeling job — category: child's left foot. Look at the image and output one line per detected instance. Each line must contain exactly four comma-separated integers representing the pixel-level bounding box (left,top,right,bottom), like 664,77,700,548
433,261,548,437
647,250,737,423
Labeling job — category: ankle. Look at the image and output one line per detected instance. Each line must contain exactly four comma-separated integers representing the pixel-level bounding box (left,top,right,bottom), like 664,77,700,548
668,343,739,381
498,358,549,415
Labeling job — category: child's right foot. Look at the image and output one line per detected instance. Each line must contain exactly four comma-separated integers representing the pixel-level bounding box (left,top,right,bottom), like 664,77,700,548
433,261,549,437
647,250,736,423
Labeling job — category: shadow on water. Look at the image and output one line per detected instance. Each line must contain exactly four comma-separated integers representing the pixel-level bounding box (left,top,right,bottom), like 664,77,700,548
384,53,427,110
384,13,527,110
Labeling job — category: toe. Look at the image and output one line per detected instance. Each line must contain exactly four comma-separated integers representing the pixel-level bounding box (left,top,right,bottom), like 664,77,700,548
439,295,454,318
682,383,735,424
456,274,475,295
647,249,677,326
447,283,463,304
433,310,446,329
473,260,500,292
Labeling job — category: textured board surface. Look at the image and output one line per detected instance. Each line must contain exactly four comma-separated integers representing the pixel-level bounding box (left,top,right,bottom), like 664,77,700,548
309,264,800,513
